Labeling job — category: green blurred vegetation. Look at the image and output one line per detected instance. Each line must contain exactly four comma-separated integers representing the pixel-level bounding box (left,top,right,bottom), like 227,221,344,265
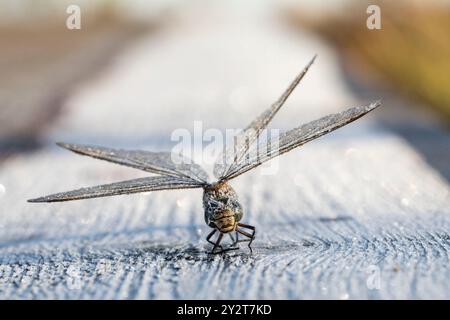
288,1,450,121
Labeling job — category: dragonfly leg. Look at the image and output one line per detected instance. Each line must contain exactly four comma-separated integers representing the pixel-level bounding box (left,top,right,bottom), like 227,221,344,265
234,231,239,245
206,229,217,246
212,232,224,253
206,229,239,254
229,232,236,243
236,223,256,253
206,230,225,254
227,232,239,250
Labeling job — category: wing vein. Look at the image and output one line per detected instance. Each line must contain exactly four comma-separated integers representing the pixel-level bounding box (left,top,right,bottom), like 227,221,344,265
56,143,209,183
28,176,203,203
214,55,317,180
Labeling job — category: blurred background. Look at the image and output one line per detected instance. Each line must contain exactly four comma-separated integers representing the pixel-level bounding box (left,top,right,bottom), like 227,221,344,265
0,0,448,178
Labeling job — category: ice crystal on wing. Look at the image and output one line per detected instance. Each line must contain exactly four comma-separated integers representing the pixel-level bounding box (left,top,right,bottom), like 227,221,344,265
214,55,317,180
57,143,209,183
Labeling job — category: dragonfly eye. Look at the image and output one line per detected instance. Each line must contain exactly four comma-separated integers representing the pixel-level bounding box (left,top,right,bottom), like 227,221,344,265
210,198,226,209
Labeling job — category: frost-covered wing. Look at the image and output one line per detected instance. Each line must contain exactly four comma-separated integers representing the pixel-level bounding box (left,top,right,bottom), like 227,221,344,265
28,176,202,203
225,101,381,180
214,55,317,180
56,143,209,183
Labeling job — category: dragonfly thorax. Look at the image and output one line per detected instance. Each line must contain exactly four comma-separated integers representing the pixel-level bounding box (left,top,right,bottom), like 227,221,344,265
202,181,243,233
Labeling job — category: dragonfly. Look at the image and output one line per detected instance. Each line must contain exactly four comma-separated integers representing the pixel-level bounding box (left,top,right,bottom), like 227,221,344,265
29,55,381,253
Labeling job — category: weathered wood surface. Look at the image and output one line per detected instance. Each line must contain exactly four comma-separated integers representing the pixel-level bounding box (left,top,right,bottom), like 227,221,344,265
0,4,449,299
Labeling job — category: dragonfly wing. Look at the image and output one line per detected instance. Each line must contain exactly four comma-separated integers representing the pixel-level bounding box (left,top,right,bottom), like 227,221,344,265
56,143,209,183
225,101,381,180
28,176,203,203
214,55,317,180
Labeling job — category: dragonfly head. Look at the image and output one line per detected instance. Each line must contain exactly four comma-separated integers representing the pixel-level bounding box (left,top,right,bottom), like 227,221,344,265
203,181,243,233
213,208,237,233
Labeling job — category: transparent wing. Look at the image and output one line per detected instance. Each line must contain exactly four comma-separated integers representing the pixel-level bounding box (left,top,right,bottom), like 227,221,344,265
214,55,317,180
28,176,202,203
225,101,381,180
56,143,209,183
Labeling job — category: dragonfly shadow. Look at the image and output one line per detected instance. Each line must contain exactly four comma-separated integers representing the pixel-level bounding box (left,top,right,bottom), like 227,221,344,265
0,214,356,265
